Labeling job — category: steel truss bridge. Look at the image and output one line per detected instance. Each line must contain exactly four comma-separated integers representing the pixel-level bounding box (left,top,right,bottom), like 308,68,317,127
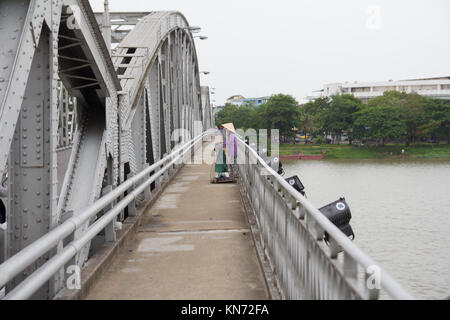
0,0,413,300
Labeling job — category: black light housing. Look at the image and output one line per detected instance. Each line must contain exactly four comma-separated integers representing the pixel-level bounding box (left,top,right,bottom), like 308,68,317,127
319,197,355,243
285,175,305,195
268,156,284,175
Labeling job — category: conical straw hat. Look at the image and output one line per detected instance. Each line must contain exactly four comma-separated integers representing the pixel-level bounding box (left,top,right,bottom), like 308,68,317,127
222,123,236,133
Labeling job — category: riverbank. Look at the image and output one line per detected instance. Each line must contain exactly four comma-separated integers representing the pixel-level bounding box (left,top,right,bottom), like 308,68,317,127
279,143,450,160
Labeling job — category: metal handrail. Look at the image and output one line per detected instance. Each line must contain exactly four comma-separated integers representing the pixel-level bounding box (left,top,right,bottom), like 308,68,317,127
236,136,414,300
0,130,213,298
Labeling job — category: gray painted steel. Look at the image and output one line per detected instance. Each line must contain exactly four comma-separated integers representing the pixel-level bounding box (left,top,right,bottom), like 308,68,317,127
0,0,213,299
1,131,212,300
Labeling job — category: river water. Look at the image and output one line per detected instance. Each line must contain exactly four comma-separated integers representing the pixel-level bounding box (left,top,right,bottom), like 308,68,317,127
282,159,450,300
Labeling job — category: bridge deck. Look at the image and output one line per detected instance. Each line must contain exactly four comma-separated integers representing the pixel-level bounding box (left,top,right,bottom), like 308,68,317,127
86,145,269,299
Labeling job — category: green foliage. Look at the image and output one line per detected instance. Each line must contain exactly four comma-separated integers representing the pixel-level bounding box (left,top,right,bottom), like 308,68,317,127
324,94,363,143
419,98,450,141
299,91,450,145
367,91,428,145
216,94,300,139
216,91,450,145
313,136,325,144
302,97,330,135
303,97,331,115
300,94,363,143
264,94,300,138
215,103,255,130
354,105,406,145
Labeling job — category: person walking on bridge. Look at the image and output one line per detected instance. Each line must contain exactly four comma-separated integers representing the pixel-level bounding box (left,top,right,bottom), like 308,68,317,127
223,123,238,180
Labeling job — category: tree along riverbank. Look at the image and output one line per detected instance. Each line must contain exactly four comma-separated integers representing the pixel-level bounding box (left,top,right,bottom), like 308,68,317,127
279,143,450,160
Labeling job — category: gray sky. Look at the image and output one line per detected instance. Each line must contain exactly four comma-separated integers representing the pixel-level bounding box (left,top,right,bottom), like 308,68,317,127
89,0,450,105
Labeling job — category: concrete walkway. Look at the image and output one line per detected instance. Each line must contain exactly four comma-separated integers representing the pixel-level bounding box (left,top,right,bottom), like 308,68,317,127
86,142,269,299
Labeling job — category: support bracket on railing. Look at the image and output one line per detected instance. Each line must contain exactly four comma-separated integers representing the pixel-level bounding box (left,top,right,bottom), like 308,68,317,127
343,251,358,279
314,224,325,242
288,196,297,211
328,237,340,259
298,203,306,220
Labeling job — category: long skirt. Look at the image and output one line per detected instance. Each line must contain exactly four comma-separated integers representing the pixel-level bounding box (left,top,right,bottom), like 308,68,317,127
214,147,228,173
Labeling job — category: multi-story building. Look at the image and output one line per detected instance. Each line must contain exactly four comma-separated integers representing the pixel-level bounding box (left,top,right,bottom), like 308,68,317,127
306,76,450,103
226,95,245,104
226,95,270,106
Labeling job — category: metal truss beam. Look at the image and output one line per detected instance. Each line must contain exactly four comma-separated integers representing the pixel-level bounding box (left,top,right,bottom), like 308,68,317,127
0,3,214,300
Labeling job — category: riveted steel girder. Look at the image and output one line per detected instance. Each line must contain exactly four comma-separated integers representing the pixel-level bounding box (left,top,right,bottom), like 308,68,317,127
0,2,214,300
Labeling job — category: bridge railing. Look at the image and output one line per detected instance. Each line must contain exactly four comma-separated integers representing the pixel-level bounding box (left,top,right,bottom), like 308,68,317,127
236,137,414,300
0,130,214,300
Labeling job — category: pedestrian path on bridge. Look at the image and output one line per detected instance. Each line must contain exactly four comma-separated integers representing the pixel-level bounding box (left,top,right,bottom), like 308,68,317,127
85,142,269,300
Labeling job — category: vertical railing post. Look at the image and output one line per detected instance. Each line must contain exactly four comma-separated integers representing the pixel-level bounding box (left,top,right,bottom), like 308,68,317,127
328,237,340,259
365,269,380,300
160,153,168,184
127,173,137,217
142,163,152,201
101,185,116,242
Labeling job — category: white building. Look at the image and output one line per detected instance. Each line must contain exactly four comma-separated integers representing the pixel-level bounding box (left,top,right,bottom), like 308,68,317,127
226,95,270,106
306,76,450,103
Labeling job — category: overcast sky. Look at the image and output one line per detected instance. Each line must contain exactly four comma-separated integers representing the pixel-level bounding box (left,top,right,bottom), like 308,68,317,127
89,0,450,105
